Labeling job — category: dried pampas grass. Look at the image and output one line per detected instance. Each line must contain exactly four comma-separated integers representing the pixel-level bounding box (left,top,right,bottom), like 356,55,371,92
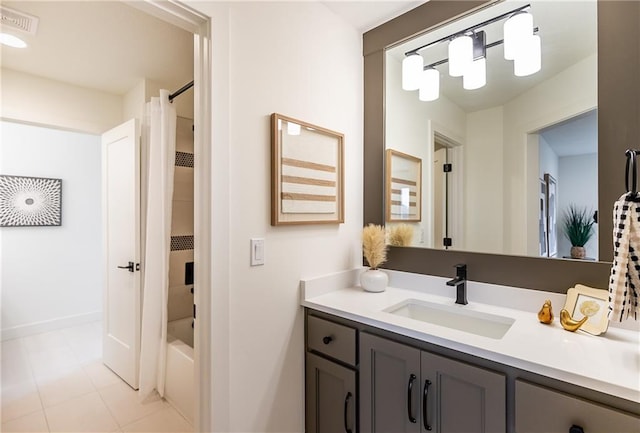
362,224,387,269
388,224,414,247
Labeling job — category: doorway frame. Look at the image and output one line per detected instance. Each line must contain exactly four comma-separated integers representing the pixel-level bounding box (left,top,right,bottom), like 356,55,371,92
128,1,213,431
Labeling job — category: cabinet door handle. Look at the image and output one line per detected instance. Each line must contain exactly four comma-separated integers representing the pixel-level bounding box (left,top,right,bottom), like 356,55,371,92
407,374,417,423
322,336,333,344
423,379,432,431
343,391,353,433
569,425,584,433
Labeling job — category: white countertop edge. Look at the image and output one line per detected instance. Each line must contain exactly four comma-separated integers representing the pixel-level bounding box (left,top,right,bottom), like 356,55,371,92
302,298,640,404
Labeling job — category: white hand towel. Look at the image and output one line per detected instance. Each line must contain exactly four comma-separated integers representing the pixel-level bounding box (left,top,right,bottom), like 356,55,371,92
608,192,640,322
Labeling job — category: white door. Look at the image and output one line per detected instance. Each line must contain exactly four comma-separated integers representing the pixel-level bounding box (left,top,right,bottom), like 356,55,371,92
102,119,141,389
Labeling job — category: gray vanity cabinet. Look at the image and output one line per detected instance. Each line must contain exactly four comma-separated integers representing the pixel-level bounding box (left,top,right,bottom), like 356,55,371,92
360,332,422,433
421,351,506,433
305,315,357,433
305,352,356,433
360,332,506,433
515,380,640,433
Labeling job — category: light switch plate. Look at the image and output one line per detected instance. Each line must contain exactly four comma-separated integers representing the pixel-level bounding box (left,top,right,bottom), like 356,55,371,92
250,238,265,266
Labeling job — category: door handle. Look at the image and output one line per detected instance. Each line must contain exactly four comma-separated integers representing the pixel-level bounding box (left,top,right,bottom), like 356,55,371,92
117,261,136,272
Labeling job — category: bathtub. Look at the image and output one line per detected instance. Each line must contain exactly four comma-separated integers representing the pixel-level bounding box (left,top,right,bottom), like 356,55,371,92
165,317,194,424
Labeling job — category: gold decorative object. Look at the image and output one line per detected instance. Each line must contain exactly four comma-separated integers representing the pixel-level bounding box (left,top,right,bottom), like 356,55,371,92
537,300,554,324
560,309,588,332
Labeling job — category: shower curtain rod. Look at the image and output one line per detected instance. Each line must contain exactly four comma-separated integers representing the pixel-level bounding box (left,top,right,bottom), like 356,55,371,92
168,80,194,102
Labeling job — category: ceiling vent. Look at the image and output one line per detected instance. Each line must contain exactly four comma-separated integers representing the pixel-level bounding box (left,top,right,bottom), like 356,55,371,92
0,6,39,35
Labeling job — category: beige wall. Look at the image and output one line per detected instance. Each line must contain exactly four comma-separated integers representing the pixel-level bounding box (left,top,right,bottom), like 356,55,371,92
186,1,364,431
0,68,123,134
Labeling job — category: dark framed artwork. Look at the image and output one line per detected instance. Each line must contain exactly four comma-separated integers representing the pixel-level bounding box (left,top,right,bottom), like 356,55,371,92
0,175,62,227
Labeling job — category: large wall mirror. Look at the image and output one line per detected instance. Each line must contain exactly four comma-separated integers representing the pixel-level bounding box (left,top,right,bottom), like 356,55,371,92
364,0,639,292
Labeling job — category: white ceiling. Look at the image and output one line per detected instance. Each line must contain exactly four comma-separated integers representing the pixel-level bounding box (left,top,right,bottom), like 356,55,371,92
0,1,194,96
0,1,421,97
321,1,423,33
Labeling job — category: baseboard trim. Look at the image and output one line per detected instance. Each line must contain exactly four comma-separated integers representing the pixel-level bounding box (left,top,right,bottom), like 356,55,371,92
1,311,102,341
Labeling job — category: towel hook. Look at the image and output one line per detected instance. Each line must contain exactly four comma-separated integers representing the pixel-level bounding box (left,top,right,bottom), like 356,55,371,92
625,149,639,194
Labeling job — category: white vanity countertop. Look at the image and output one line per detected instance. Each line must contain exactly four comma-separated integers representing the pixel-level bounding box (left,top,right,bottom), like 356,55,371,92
300,269,640,404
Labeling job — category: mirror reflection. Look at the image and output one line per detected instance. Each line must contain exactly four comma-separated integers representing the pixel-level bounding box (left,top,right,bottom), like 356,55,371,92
384,0,598,260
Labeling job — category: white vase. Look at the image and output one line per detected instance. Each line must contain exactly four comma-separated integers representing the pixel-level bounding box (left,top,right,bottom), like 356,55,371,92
361,269,388,293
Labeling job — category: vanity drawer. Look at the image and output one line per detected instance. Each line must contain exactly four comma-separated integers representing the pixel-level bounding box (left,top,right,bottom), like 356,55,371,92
307,315,356,366
515,380,640,433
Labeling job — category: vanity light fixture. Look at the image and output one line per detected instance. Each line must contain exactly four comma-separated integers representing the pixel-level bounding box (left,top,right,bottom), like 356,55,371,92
463,31,487,90
419,68,440,101
402,53,423,90
503,11,534,61
514,33,541,76
401,4,540,101
448,34,473,77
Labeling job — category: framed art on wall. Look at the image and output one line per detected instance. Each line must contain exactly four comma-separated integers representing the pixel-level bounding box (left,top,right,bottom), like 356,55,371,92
0,175,62,227
386,149,422,222
270,113,344,225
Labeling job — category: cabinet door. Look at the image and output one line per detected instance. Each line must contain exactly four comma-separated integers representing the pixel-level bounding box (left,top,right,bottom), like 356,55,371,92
306,352,356,433
516,380,640,433
421,351,506,433
360,332,421,433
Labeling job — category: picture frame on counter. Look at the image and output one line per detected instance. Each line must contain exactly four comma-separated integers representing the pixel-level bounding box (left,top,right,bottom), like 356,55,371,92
563,284,610,335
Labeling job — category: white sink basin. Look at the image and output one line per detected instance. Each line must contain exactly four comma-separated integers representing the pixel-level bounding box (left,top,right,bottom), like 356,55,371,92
384,299,515,339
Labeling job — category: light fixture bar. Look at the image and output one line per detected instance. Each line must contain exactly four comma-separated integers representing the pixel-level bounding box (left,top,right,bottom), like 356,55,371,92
404,4,531,57
422,28,538,70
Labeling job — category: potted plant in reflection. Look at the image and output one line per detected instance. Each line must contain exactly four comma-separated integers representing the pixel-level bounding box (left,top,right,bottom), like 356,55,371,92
361,224,388,292
562,205,595,259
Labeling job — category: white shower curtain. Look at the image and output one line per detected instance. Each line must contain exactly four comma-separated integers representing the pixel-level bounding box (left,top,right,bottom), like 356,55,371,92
139,89,176,399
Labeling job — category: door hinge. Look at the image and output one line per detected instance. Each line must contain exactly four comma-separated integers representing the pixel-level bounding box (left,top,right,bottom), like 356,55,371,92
443,237,452,247
443,163,452,173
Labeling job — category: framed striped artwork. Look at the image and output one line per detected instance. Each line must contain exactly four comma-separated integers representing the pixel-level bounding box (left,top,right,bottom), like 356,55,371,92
271,113,344,225
385,149,422,222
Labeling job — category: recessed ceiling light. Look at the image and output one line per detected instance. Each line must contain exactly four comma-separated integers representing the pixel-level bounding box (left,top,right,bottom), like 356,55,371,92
0,33,27,48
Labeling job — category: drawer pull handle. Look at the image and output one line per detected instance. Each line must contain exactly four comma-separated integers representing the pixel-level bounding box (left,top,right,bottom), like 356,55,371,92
407,374,417,423
423,379,432,431
569,426,584,433
322,336,333,344
343,391,353,433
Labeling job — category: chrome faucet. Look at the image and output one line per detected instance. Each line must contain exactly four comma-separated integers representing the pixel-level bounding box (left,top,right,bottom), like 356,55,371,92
446,264,468,305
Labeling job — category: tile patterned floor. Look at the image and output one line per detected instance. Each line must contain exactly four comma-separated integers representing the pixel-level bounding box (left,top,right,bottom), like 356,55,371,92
1,322,192,433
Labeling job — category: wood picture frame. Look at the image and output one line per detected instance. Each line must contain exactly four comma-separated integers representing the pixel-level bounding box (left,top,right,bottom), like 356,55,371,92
386,149,422,222
563,284,610,335
270,113,344,225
